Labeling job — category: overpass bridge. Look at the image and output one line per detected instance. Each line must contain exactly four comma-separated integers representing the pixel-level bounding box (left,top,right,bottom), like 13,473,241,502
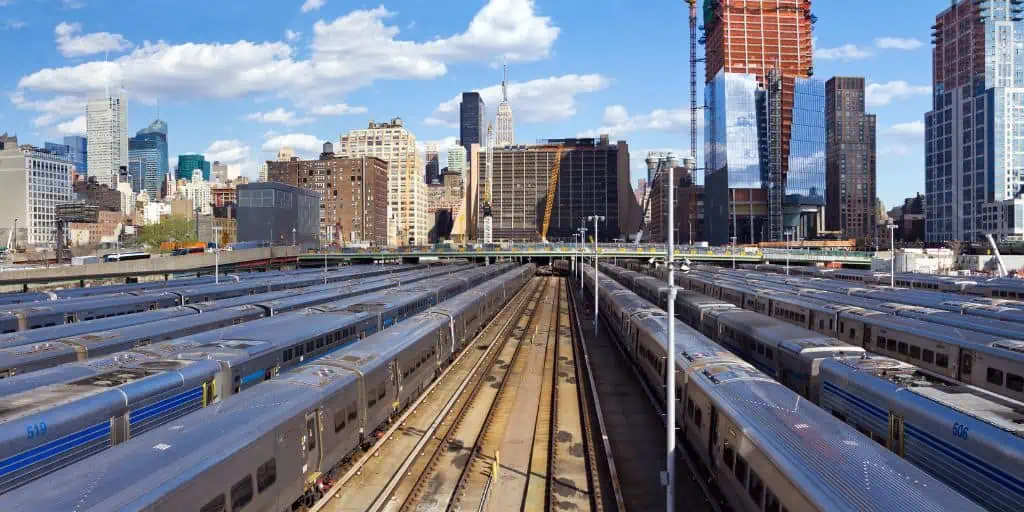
298,243,875,267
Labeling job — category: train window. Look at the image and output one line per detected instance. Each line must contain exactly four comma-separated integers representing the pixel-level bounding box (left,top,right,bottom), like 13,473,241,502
909,346,921,360
199,494,226,512
1006,373,1023,392
734,455,748,485
987,368,1004,386
818,319,824,331
756,344,765,356
962,355,972,375
230,475,253,511
723,446,735,470
348,403,357,422
830,409,847,422
686,398,695,419
378,385,386,400
284,349,292,362
694,407,703,429
897,343,909,356
765,490,781,512
886,340,897,352
876,336,885,349
306,342,314,352
748,470,764,506
306,418,317,451
765,347,774,360
296,345,304,357
335,410,347,433
936,353,949,368
256,458,276,493
849,328,855,339
922,349,934,364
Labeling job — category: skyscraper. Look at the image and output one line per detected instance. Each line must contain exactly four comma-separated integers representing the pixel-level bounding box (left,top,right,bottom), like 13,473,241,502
86,92,128,187
129,118,169,200
177,154,211,181
459,92,485,161
339,118,427,246
64,136,87,175
826,77,876,244
425,143,440,184
495,65,514,146
703,0,820,245
447,145,467,177
926,0,1024,242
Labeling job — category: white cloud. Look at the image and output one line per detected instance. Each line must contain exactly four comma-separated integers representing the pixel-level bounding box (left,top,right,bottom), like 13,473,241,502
9,92,85,127
879,121,924,157
61,0,86,8
261,133,325,156
56,115,86,135
285,29,301,42
875,37,923,50
17,0,560,107
814,44,872,61
866,81,930,108
310,103,367,116
2,20,26,30
245,107,314,126
301,0,326,13
204,140,251,164
426,73,608,127
579,104,700,138
55,22,132,58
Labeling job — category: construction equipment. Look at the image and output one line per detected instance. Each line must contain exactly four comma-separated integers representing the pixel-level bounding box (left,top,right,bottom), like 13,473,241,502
985,233,1009,277
483,124,495,244
539,145,565,242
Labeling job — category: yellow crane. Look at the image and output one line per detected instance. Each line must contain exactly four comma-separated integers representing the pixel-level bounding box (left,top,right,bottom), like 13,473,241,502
540,146,565,242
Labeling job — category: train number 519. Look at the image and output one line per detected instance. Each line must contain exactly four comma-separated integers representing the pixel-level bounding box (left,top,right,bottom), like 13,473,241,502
952,422,969,441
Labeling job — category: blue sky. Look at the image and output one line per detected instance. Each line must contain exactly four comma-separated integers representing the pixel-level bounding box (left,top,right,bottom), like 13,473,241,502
0,0,942,208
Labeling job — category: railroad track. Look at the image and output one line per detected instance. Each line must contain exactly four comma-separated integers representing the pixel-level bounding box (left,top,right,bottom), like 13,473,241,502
308,276,547,512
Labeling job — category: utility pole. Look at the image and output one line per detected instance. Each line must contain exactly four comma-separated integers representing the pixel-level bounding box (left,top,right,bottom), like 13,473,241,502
587,215,604,331
665,157,677,512
579,226,588,290
212,226,222,284
888,221,897,287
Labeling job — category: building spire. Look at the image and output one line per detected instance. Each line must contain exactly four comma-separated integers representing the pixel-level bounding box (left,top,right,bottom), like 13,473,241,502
502,63,508,102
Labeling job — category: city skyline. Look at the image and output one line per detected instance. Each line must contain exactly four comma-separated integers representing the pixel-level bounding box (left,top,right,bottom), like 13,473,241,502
1,1,938,208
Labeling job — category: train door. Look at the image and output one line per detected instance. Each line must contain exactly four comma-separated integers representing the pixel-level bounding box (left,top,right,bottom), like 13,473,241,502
303,410,322,474
389,360,402,411
888,414,905,457
707,405,719,471
959,351,974,385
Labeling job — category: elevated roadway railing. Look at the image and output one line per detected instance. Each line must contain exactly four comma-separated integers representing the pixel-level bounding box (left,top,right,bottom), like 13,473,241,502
298,243,875,266
0,246,301,289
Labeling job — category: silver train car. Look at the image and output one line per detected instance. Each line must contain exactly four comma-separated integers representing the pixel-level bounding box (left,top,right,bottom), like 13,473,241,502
819,356,1024,512
0,264,517,495
0,264,535,511
580,265,982,512
0,264,464,378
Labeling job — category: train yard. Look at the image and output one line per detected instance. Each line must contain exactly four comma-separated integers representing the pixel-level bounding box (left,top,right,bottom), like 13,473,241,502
0,257,1021,511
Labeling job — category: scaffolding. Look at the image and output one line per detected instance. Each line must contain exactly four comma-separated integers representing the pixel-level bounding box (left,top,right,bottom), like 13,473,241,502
765,68,784,242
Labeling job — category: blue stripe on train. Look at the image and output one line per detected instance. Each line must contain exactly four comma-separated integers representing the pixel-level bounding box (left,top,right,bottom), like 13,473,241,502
129,387,203,426
822,380,1024,499
0,422,111,478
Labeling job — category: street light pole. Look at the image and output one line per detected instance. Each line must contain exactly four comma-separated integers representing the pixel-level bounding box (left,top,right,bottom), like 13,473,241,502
888,221,897,287
785,229,792,275
730,236,737,269
587,215,604,332
665,160,677,511
579,227,588,290
212,226,222,285
292,227,297,247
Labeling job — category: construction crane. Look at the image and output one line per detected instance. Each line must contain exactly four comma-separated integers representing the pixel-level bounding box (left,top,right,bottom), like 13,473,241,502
540,146,565,242
483,124,495,244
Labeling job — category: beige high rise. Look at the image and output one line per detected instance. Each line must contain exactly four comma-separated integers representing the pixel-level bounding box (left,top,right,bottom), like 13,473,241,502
339,118,427,246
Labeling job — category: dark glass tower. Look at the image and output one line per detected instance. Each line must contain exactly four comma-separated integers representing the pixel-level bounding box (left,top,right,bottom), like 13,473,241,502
459,92,485,160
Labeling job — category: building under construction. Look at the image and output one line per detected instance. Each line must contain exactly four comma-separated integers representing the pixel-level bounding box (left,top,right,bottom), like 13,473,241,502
478,136,638,242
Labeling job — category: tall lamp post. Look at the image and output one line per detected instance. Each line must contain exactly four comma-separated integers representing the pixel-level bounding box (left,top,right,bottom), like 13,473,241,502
212,226,222,285
664,157,678,512
579,226,588,290
887,220,897,287
784,229,793,276
292,227,297,247
730,236,737,269
586,215,604,332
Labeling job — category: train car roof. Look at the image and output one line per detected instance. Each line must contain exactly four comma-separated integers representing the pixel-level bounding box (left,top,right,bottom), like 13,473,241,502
705,374,985,511
844,309,1011,346
824,357,1024,438
0,366,355,511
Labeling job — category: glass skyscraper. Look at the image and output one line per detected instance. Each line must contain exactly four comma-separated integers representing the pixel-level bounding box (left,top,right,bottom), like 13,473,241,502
129,119,169,199
926,0,1024,242
177,154,211,181
459,92,485,161
786,77,827,207
44,136,87,176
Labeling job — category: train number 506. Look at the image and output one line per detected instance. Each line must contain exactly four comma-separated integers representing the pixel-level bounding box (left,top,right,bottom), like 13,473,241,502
952,422,969,441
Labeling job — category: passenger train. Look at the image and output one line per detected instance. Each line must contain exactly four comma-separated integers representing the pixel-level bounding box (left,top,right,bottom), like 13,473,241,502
627,263,1024,404
0,264,462,377
604,263,1024,511
580,265,982,512
0,265,423,334
0,264,511,494
0,264,535,510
